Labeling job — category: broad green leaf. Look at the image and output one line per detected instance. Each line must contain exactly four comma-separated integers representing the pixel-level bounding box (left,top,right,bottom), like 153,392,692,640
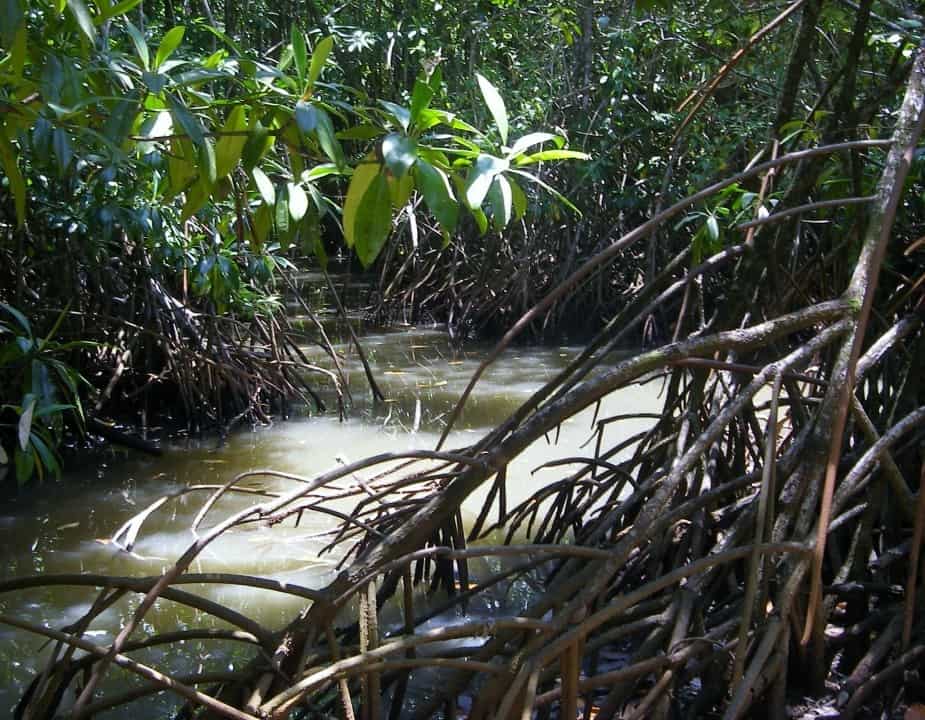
198,138,216,186
215,105,247,178
103,94,139,148
0,302,31,335
465,154,508,209
303,163,343,180
510,177,527,220
307,35,334,92
29,432,60,479
487,174,513,230
241,121,271,171
471,206,489,236
515,149,590,164
507,132,560,158
379,100,411,132
125,21,149,71
9,24,27,78
337,125,385,141
67,0,97,43
167,138,197,195
706,215,720,242
251,203,272,251
354,172,392,268
167,94,205,146
288,182,309,221
180,175,211,221
313,106,344,168
275,186,290,238
252,167,275,206
95,0,143,23
415,159,458,233
155,26,185,70
476,72,508,145
0,129,26,228
388,171,414,209
381,133,417,178
410,74,435,125
343,155,380,248
294,100,318,133
14,445,34,485
18,394,36,451
291,24,307,85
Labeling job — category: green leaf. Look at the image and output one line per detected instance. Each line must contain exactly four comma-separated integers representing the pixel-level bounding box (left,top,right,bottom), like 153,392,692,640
471,206,489,236
307,35,334,92
0,302,31,335
125,20,149,71
379,100,411,132
252,167,275,206
337,125,385,141
198,138,217,186
95,0,143,23
507,132,560,158
291,24,307,85
353,171,392,268
510,177,527,220
294,100,318,133
388,172,414,209
180,175,211,221
67,0,97,43
241,121,271,171
167,94,205,146
215,105,247,178
465,154,508,209
14,445,34,486
415,159,458,233
343,155,380,249
303,163,343,180
410,74,435,126
29,432,60,479
18,394,36,451
288,183,309,222
313,106,344,168
275,186,291,238
515,149,590,164
0,129,26,228
487,174,513,230
706,215,720,242
476,72,508,145
381,133,417,178
155,26,185,70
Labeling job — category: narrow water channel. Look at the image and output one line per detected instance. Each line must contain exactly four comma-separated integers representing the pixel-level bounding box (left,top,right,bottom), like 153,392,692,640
0,274,660,717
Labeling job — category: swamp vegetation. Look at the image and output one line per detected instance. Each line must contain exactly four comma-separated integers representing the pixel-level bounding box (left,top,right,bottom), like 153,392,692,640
1,0,925,718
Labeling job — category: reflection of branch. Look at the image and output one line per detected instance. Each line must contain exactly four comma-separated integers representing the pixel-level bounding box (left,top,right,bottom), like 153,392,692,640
0,613,260,720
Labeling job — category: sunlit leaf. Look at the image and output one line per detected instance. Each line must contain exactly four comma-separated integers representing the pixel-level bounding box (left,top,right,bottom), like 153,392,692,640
18,394,36,451
510,177,528,220
66,0,97,43
388,171,413,209
379,100,411,132
288,182,308,222
410,74,435,125
215,106,247,178
343,154,380,248
381,133,417,178
252,167,275,206
465,154,508,209
0,129,26,228
415,159,458,233
515,149,590,164
155,26,185,70
95,0,143,23
487,174,513,230
180,175,211,221
291,24,307,85
476,72,508,145
354,171,392,267
307,35,334,92
125,21,150,71
507,132,560,158
167,94,204,146
241,121,271,171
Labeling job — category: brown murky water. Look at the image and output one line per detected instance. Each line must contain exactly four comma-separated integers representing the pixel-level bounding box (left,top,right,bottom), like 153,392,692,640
0,289,660,716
